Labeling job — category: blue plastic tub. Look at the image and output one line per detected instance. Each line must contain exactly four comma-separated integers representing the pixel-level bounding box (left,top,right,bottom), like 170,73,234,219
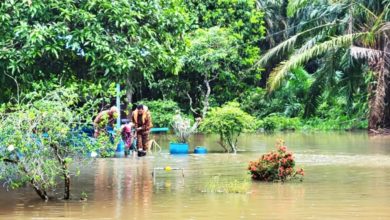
194,146,207,154
169,143,189,154
116,140,125,152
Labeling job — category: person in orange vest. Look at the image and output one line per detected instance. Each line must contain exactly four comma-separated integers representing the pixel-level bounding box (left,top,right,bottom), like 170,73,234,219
131,105,153,157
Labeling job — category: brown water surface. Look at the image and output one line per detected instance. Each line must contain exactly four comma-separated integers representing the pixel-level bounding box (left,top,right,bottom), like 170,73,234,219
1,132,390,219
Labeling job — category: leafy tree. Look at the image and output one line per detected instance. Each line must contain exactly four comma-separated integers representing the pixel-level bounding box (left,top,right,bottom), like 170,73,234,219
183,27,241,118
200,102,255,153
164,0,265,114
0,88,109,200
0,0,189,103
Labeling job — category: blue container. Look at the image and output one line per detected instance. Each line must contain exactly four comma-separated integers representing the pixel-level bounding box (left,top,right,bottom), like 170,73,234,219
116,140,125,152
150,127,169,133
169,143,189,154
194,146,207,154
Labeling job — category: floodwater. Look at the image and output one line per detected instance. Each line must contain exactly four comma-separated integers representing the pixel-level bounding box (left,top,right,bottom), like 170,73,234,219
1,132,390,219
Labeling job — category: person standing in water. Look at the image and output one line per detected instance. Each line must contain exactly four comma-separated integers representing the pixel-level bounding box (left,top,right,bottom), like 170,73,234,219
121,122,135,156
93,106,118,138
131,105,153,157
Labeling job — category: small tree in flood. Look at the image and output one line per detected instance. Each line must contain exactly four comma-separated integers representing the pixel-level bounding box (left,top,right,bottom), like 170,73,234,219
0,88,108,200
199,102,255,153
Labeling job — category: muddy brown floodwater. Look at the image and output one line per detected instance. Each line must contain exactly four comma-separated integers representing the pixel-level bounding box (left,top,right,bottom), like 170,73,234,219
1,132,390,219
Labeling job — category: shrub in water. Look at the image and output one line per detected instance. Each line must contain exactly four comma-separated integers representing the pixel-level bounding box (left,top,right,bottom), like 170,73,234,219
200,102,255,153
248,139,304,182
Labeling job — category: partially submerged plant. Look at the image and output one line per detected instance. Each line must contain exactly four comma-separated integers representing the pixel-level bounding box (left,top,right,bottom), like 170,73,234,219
200,102,255,153
0,88,109,200
248,139,304,182
171,113,201,143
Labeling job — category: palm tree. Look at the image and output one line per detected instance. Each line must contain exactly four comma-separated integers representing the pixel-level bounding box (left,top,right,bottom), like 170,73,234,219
256,0,390,132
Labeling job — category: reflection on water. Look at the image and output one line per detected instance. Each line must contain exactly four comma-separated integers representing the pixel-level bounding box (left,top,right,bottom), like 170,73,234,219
1,132,390,219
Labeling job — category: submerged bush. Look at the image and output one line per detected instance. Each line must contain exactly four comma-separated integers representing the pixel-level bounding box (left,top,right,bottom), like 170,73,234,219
200,102,255,153
248,140,304,182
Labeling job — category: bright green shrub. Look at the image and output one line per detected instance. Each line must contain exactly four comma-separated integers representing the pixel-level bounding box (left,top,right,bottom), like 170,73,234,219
200,102,255,153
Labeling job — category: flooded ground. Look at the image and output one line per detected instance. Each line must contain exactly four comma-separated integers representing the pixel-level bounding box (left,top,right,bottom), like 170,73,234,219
1,132,390,219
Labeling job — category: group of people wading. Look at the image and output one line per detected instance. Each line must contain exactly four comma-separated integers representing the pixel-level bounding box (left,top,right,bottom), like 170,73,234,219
93,105,153,157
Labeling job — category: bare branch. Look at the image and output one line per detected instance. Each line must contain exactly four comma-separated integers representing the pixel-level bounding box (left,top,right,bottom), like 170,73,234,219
4,72,20,104
186,92,198,115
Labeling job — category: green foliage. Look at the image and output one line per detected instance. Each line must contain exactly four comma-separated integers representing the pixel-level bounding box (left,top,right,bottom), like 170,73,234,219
0,0,385,133
0,88,109,200
185,27,240,76
181,26,243,115
302,96,369,130
0,0,189,102
200,102,255,153
139,99,180,128
287,0,310,17
154,0,265,113
240,67,312,119
258,116,302,132
257,0,390,130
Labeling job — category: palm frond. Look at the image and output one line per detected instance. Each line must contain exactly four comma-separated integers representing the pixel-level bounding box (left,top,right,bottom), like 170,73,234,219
256,22,340,68
384,0,390,20
256,35,298,67
294,35,322,55
380,22,390,31
287,0,309,17
267,33,363,91
355,2,378,20
350,46,384,60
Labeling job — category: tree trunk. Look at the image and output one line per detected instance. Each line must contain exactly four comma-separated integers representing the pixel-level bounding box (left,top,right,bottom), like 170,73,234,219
60,161,71,200
382,41,390,128
63,171,70,200
368,40,390,131
186,92,198,115
31,182,49,201
4,159,49,200
202,79,211,119
217,134,228,152
227,137,237,154
52,144,71,200
368,68,386,130
126,77,134,105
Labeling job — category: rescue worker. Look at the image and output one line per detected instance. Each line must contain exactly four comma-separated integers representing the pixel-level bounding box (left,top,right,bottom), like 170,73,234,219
131,105,153,157
93,106,118,138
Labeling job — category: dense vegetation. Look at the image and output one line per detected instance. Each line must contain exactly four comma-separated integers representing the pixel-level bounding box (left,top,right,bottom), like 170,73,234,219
0,88,112,200
1,0,390,132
